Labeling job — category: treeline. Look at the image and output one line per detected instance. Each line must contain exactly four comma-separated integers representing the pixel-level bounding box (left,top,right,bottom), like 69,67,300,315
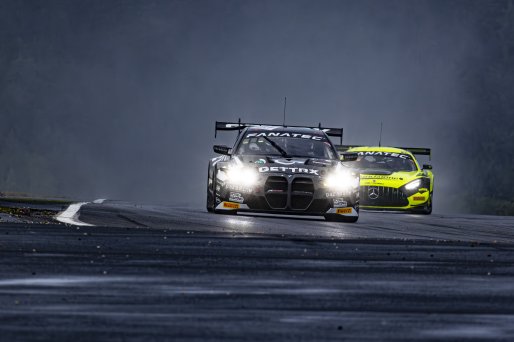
459,1,514,215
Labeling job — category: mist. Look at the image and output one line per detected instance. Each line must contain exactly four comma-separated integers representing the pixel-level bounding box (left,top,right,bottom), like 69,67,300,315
0,0,506,213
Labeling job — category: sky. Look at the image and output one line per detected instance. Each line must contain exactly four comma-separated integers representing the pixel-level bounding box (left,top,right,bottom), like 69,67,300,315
0,0,489,212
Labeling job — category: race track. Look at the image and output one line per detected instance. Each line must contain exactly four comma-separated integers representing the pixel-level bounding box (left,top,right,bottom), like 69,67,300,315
1,201,514,341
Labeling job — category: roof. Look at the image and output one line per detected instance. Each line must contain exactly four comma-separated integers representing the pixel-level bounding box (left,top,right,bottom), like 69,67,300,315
346,146,414,156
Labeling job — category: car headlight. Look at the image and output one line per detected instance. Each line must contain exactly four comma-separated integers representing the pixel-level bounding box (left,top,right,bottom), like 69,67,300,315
324,170,359,191
216,169,228,182
404,179,421,191
226,166,258,187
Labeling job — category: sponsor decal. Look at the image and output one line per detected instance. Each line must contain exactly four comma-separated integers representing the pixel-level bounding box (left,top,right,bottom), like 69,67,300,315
326,192,344,198
336,208,352,214
333,198,347,208
223,202,240,209
274,159,304,165
255,159,266,164
227,184,252,193
229,192,244,203
246,132,325,141
413,196,425,201
258,166,319,175
361,175,401,180
357,151,412,160
368,187,379,200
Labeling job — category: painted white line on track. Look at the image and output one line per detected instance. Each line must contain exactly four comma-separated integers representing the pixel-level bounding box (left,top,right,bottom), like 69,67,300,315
55,202,94,226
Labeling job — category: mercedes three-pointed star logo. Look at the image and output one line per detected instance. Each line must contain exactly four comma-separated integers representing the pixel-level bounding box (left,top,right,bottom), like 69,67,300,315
368,187,379,200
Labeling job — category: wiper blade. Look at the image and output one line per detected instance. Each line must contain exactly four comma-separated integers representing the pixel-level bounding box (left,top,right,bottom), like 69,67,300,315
262,136,290,158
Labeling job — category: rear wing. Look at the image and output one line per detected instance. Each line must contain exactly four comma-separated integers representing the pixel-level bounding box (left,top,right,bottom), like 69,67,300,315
399,147,431,158
335,145,431,160
215,120,343,144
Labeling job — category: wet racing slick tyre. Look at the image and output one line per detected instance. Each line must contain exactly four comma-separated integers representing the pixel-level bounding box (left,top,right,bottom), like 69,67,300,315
412,193,433,215
421,193,433,215
206,164,215,212
207,166,237,215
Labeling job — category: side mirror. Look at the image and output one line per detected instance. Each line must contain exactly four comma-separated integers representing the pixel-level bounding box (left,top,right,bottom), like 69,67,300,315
213,145,231,155
423,164,432,170
339,152,358,162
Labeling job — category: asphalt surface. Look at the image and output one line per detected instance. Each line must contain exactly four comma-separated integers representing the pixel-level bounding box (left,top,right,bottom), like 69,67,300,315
1,201,514,341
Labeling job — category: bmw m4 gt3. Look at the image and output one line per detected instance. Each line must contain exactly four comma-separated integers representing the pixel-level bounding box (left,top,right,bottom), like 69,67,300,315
207,121,360,222
337,145,434,214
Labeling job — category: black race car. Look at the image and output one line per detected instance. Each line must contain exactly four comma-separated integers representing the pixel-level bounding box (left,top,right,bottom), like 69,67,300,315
206,121,360,223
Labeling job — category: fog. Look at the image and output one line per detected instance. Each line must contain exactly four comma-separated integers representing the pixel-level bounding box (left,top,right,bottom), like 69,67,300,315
0,1,497,212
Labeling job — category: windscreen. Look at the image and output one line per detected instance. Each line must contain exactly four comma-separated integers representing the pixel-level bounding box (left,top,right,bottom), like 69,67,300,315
237,135,337,159
346,153,418,172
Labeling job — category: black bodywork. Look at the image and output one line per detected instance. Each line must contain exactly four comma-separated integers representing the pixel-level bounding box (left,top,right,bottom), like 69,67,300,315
207,124,360,222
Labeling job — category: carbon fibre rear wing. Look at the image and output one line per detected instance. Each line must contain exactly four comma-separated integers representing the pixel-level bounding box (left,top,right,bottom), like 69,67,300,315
215,120,343,144
335,145,431,160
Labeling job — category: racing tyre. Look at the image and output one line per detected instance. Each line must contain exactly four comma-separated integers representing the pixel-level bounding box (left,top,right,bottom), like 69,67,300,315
421,194,433,215
208,166,237,215
412,193,432,215
324,214,359,223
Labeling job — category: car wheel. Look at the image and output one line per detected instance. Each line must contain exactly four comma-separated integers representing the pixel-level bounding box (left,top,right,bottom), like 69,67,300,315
422,193,433,215
412,193,432,215
206,165,215,212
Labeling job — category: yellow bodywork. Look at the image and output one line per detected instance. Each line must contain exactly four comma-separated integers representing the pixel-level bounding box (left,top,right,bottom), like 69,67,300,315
346,146,434,212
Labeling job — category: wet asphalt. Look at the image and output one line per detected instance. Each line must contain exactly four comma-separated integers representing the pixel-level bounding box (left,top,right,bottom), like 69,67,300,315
1,201,514,341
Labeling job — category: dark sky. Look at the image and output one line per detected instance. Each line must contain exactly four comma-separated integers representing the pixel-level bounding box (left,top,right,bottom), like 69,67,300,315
0,0,499,212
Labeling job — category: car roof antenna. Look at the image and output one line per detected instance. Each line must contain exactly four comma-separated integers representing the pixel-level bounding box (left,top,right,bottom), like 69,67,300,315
378,122,383,147
283,97,287,127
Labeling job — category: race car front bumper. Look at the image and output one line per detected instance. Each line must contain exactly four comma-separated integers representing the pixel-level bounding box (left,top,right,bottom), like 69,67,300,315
215,173,359,217
359,185,430,211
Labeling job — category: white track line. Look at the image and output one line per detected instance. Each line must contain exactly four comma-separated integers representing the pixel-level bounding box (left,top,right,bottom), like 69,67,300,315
55,202,93,226
93,198,106,204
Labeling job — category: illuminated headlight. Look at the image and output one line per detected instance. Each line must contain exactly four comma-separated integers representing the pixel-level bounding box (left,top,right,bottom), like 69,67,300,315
404,179,422,191
226,167,258,186
324,170,359,191
216,169,228,182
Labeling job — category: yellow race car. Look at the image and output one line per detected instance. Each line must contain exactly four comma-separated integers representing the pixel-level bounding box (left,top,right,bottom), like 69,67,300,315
337,145,433,214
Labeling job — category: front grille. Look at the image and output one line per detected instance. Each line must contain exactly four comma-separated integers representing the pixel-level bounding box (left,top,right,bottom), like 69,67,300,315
360,186,408,207
265,176,288,209
291,178,314,210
